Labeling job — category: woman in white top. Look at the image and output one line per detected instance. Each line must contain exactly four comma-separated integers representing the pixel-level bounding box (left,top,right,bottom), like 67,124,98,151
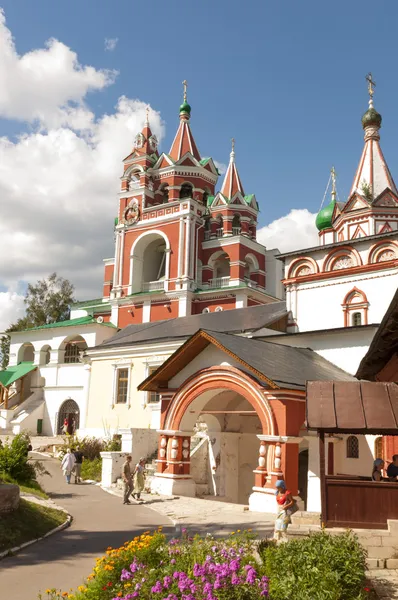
61,449,76,484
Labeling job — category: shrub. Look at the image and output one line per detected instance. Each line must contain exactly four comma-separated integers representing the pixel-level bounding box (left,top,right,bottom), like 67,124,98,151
0,433,35,482
62,435,121,461
260,530,367,600
81,458,102,482
39,530,268,600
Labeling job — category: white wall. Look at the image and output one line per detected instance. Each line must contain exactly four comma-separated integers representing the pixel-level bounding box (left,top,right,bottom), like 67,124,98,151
293,268,398,332
261,326,378,375
169,346,241,389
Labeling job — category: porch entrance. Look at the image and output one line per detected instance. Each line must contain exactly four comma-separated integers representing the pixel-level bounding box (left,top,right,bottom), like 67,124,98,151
57,399,80,435
180,388,263,505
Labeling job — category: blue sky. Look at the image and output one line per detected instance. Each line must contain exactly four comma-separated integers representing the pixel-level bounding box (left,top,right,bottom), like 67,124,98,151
1,0,398,327
2,0,398,221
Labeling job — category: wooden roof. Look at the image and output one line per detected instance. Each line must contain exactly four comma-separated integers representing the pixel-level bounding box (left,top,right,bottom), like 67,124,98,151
356,288,398,380
306,380,398,434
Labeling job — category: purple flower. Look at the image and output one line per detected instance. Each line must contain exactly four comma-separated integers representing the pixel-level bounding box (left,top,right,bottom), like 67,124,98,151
121,568,132,581
245,567,257,584
229,559,240,572
170,559,176,565
163,576,172,589
181,527,187,533
151,581,163,593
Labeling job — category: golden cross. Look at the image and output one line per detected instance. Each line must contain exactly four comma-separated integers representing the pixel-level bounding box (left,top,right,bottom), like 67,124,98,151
366,72,376,98
231,137,235,152
182,80,188,103
145,105,149,122
331,166,337,197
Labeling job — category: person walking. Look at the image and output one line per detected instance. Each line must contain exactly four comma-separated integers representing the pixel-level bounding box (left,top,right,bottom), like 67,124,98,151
61,449,76,484
273,480,295,543
122,455,134,505
131,457,146,502
73,446,84,484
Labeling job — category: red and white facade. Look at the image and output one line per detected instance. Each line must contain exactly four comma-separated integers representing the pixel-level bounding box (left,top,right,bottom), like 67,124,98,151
101,101,279,329
281,97,398,334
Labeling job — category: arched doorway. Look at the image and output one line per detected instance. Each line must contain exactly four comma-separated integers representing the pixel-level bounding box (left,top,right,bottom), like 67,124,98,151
182,389,263,505
57,399,80,435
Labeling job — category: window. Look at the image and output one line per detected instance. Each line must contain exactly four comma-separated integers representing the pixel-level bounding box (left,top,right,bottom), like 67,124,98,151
352,312,362,326
180,183,193,199
64,343,81,364
147,366,160,404
116,369,129,404
346,435,359,459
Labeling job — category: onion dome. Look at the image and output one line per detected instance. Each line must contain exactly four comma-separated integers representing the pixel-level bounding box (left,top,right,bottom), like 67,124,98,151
179,100,191,116
362,107,382,129
315,199,335,231
316,167,337,231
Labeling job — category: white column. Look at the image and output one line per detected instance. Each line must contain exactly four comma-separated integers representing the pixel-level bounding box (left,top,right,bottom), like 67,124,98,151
189,218,195,279
118,230,125,288
79,364,91,431
184,217,191,279
142,299,151,323
113,232,121,288
306,434,321,513
178,216,185,282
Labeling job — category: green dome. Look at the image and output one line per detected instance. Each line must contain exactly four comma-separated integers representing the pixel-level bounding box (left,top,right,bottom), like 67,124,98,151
179,101,191,115
361,107,382,129
316,199,335,231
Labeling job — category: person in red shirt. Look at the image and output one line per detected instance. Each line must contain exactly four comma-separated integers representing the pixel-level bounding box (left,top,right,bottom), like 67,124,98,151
273,480,295,543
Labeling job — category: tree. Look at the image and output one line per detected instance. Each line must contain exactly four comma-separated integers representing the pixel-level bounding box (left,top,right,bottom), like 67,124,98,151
0,273,75,370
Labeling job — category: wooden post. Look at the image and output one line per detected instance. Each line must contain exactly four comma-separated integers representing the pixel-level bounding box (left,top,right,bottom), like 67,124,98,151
327,439,334,475
4,387,9,410
319,430,327,528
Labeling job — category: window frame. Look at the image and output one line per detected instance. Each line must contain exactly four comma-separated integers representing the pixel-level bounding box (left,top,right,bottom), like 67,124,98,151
352,312,362,326
144,359,166,407
346,435,359,459
111,363,133,408
116,368,129,405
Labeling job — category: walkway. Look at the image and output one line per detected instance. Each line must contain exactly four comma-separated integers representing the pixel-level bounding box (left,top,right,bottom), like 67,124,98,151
0,455,172,600
105,486,276,538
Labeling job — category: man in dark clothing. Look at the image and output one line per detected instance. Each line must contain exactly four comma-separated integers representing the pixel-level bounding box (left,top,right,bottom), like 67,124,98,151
73,446,84,484
122,455,134,505
387,454,398,481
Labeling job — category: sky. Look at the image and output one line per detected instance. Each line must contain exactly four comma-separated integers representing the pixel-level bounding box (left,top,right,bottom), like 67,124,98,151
1,0,398,329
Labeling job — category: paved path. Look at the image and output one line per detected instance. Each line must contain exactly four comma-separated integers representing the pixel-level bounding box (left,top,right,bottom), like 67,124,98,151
367,569,398,599
106,485,276,538
0,455,172,600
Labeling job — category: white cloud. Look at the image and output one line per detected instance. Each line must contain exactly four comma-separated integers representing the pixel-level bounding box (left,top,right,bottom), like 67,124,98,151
105,37,118,52
0,291,25,332
0,9,117,129
0,12,165,330
257,209,319,253
214,160,227,175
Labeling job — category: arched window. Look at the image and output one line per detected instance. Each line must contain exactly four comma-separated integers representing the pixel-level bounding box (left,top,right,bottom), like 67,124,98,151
128,171,141,191
232,214,241,235
64,343,81,364
63,336,88,364
180,183,193,199
346,435,359,459
216,216,223,238
342,288,369,327
352,312,362,326
375,437,383,460
161,184,169,203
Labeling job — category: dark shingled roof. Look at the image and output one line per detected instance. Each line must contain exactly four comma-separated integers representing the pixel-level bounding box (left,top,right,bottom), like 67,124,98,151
97,302,288,349
139,329,355,392
356,288,398,380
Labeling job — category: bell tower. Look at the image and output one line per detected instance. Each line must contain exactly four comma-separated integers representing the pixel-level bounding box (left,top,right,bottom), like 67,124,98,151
102,84,281,328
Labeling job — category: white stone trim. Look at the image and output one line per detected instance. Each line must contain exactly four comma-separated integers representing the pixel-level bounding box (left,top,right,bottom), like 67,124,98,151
257,435,303,444
111,362,133,409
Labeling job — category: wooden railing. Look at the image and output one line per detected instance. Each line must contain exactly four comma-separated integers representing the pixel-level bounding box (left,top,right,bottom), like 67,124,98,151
325,477,398,529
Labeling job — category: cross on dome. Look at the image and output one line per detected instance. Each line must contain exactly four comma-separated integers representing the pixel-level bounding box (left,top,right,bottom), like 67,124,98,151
366,72,376,108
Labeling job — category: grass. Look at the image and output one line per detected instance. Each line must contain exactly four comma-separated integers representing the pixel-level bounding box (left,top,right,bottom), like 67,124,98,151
0,473,49,499
0,499,66,552
81,457,102,482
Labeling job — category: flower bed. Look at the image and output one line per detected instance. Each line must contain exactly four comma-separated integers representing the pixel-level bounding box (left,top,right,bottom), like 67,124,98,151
38,529,374,600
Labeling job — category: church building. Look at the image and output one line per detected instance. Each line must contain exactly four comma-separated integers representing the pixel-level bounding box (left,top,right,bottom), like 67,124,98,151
2,76,398,514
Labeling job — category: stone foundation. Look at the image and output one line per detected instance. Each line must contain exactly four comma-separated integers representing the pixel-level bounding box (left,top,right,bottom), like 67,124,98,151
0,483,20,513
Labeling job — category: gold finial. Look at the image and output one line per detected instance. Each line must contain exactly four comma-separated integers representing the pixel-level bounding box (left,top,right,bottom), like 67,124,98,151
331,166,337,199
145,105,149,124
366,73,376,106
231,137,235,152
182,79,188,103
